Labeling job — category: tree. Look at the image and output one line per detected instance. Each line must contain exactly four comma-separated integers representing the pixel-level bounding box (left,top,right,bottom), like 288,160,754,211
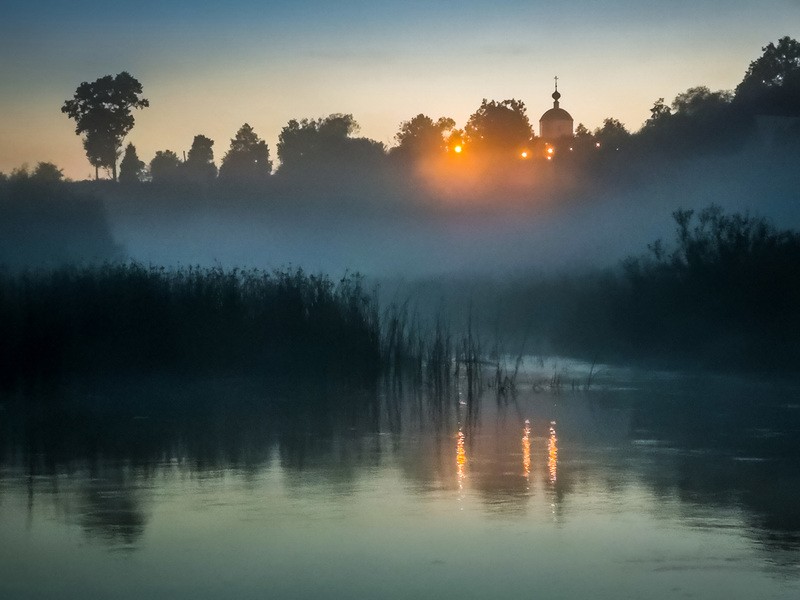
219,124,272,182
277,114,359,172
644,98,672,128
671,87,732,116
32,162,64,183
737,36,800,93
81,130,118,180
183,135,217,184
593,118,631,150
276,114,386,176
574,123,592,138
62,72,149,181
464,99,533,156
570,122,597,154
392,114,455,159
150,150,181,184
119,143,145,184
735,36,800,115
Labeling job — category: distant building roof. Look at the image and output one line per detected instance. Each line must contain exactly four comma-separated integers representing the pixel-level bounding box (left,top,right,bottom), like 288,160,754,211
539,79,574,139
540,106,573,122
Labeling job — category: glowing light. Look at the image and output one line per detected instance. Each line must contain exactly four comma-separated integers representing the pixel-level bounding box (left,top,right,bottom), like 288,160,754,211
456,428,466,490
547,147,554,155
595,142,601,148
546,156,552,161
520,151,529,159
547,421,558,484
453,145,463,154
522,419,531,482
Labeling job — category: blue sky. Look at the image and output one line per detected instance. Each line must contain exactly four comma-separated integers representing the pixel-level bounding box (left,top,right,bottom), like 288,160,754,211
2,1,798,178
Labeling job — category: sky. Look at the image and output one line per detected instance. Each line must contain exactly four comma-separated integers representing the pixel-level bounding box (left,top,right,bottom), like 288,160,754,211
1,0,798,180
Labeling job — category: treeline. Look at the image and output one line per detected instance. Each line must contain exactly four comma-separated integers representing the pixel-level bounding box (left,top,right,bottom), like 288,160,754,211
31,36,797,194
0,265,381,393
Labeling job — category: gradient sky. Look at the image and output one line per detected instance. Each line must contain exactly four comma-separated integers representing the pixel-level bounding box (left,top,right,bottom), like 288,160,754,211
1,0,798,179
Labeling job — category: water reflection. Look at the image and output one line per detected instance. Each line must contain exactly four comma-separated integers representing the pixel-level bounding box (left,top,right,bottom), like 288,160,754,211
0,377,799,579
522,419,531,485
548,421,558,485
456,427,466,490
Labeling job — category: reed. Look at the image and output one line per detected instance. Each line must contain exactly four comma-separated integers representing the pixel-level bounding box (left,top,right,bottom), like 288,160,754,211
0,264,382,392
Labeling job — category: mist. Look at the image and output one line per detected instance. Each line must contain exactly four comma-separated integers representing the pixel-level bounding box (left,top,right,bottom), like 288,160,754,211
91,137,799,279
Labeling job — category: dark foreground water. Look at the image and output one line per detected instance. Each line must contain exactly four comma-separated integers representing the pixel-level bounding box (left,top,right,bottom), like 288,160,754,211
1,367,799,599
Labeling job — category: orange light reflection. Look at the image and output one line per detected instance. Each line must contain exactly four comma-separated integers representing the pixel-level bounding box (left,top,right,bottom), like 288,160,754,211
548,421,558,484
522,419,531,484
456,428,466,491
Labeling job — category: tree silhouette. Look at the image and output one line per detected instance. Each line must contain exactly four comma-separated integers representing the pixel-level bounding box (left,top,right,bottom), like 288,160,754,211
464,99,533,156
671,87,732,116
639,88,738,155
149,150,181,184
219,124,272,182
277,114,359,173
32,162,64,183
644,98,672,128
593,118,630,150
735,36,800,116
183,135,217,184
61,72,149,181
81,130,118,180
119,143,145,184
392,114,455,160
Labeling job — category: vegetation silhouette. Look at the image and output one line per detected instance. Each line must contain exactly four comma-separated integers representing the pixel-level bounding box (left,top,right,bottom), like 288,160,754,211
735,35,800,117
1,35,796,381
61,72,148,181
277,113,386,177
273,114,389,208
183,134,217,184
464,99,533,158
0,265,381,393
46,37,799,204
219,123,272,183
118,143,145,184
391,114,456,162
149,149,181,184
618,205,800,370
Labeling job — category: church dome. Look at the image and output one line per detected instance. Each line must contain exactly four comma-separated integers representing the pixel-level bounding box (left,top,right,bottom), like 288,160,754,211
539,79,574,140
540,107,573,122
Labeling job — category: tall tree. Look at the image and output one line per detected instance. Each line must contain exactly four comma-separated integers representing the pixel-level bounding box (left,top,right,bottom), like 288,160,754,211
62,72,149,181
219,124,272,182
183,134,217,184
119,143,145,184
464,99,533,156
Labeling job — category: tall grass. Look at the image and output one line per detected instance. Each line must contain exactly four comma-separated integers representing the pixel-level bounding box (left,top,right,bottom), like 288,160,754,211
0,264,380,392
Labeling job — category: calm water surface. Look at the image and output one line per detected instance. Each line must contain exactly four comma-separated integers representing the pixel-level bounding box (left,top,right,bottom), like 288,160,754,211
1,369,799,599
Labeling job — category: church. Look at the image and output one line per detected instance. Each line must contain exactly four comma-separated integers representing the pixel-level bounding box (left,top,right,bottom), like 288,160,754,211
539,78,574,142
